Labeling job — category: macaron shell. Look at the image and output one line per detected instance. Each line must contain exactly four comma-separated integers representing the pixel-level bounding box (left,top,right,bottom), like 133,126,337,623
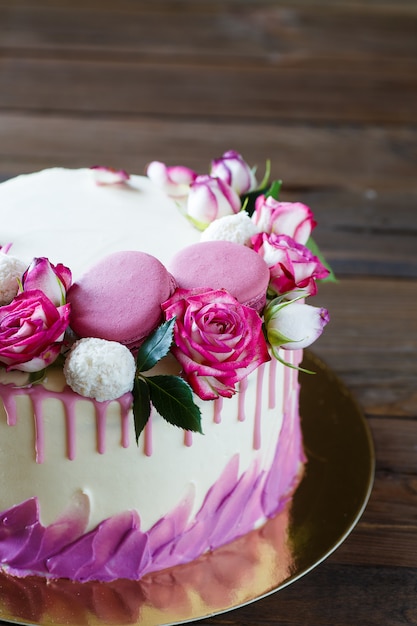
68,251,176,349
168,241,270,311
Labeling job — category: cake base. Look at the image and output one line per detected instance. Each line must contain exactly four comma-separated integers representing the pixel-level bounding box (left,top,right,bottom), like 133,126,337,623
0,352,374,626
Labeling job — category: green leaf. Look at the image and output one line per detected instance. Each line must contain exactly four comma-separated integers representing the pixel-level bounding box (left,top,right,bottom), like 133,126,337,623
258,159,271,190
185,213,209,231
136,318,175,373
306,236,337,283
240,188,265,216
146,375,203,434
270,345,316,375
240,177,282,217
265,179,282,200
28,368,46,385
132,377,151,442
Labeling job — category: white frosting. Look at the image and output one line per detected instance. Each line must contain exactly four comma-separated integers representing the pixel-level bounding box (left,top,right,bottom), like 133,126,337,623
0,168,199,277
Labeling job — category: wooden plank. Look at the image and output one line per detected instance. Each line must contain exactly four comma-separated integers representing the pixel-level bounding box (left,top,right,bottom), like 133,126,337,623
202,563,417,626
1,1,416,63
312,278,417,414
0,114,416,192
0,56,415,125
365,469,417,526
334,524,417,569
0,3,416,124
369,419,417,474
328,463,417,567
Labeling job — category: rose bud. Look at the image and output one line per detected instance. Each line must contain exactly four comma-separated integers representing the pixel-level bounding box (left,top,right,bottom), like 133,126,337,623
21,257,72,306
146,161,198,199
252,196,316,245
265,297,330,352
186,175,241,230
210,150,257,195
90,166,130,186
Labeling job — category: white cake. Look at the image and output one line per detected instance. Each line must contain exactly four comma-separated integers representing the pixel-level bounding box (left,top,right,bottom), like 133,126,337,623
0,155,329,582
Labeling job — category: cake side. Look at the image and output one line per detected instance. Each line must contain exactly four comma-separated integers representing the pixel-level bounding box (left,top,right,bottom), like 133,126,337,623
0,349,303,582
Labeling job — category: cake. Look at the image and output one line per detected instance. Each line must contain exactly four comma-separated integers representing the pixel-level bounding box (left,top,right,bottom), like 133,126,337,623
0,151,330,583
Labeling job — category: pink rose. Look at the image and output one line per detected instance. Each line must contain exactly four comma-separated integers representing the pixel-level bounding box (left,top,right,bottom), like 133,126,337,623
252,195,316,245
21,257,72,306
0,289,71,372
186,175,241,230
162,288,270,400
252,233,329,298
146,161,198,199
210,150,257,195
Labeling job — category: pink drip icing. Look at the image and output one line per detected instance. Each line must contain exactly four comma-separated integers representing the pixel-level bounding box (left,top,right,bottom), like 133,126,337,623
95,403,107,454
253,363,265,450
287,349,302,392
0,382,133,463
144,418,153,457
1,387,18,426
213,397,223,424
64,401,77,461
283,353,292,411
268,358,277,409
119,395,132,448
31,396,45,464
293,349,303,382
237,377,248,422
1,243,13,254
184,430,193,447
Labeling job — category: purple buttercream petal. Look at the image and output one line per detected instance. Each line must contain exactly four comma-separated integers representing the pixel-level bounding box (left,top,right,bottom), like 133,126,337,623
147,485,194,558
171,455,241,563
0,499,46,569
146,487,195,573
195,454,240,522
47,511,150,582
261,389,305,517
0,498,39,531
105,529,151,580
209,466,267,548
34,491,90,568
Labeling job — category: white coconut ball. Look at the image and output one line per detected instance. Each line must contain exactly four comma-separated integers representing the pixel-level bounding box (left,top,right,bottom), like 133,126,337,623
64,337,136,402
201,211,260,246
0,253,27,305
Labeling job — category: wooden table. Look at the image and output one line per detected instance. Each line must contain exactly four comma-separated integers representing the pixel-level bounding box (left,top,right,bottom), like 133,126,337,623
0,1,416,624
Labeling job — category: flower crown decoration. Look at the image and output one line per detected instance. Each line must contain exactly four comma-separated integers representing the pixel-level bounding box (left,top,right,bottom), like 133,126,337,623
0,152,334,444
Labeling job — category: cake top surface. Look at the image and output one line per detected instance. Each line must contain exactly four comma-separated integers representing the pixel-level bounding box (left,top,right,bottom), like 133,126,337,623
0,167,199,277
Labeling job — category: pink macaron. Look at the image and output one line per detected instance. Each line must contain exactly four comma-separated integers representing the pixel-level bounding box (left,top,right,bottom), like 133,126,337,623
67,251,176,349
168,241,270,312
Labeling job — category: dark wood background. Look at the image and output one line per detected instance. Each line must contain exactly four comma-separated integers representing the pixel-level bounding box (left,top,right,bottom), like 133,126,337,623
0,1,416,624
